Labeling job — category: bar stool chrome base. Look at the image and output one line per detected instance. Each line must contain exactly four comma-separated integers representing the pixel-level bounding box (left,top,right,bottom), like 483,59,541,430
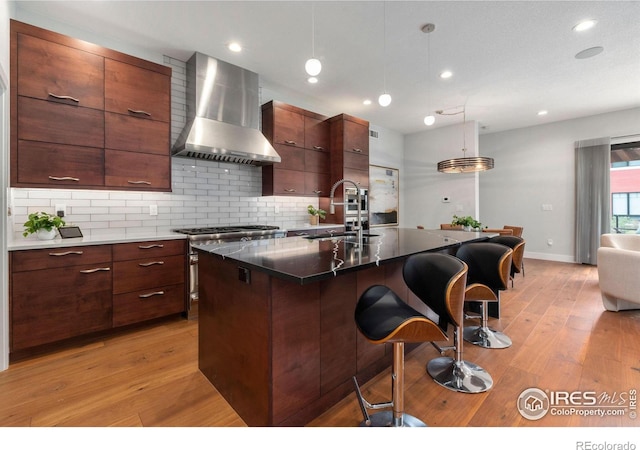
358,411,426,427
463,325,512,349
427,356,493,393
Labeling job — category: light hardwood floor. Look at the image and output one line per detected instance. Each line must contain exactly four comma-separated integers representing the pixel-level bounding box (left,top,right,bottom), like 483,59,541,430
1,258,638,428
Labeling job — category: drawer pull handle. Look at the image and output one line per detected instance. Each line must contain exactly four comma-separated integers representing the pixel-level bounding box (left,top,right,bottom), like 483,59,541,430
352,148,362,153
127,108,152,117
49,176,80,182
139,261,164,267
312,146,325,151
313,190,322,194
127,180,152,185
284,140,297,145
48,93,79,103
49,251,83,257
80,267,111,274
138,244,164,249
284,188,297,193
139,291,165,299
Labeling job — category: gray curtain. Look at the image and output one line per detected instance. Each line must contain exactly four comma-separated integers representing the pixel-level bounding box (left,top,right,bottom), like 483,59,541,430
575,137,611,265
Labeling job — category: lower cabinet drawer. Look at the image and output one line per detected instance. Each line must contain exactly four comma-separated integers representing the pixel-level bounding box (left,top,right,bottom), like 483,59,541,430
113,254,185,294
113,283,185,327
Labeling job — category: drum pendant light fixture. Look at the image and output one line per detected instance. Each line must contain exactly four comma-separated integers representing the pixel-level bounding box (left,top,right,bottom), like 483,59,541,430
436,107,494,173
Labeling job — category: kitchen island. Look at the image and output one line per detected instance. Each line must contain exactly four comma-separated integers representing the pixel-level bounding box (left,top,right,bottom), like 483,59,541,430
194,228,491,426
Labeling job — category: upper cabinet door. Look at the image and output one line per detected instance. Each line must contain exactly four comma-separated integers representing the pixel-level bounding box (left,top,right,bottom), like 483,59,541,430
17,33,104,110
304,116,329,152
343,119,369,156
273,106,305,148
104,59,171,123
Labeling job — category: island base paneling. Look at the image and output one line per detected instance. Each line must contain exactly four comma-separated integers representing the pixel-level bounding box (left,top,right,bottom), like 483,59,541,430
197,252,419,426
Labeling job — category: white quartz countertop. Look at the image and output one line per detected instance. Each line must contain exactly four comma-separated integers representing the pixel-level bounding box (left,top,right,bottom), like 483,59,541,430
8,230,187,251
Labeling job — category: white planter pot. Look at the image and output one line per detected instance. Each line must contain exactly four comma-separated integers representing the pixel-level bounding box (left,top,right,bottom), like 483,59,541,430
463,226,472,232
36,228,57,240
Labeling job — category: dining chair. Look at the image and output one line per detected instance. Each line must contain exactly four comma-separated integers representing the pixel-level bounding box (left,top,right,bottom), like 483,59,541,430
440,224,463,230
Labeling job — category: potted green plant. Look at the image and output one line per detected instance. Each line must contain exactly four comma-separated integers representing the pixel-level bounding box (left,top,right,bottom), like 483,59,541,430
451,215,481,231
307,205,326,225
23,211,66,240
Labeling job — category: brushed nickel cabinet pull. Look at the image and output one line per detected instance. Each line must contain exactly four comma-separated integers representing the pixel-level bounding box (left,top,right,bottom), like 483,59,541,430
284,140,297,145
138,244,164,249
312,146,325,151
284,188,297,193
127,108,152,117
139,291,165,299
80,267,111,274
351,148,362,153
49,251,84,257
49,176,80,182
48,93,79,103
139,261,165,267
313,190,322,194
127,180,152,185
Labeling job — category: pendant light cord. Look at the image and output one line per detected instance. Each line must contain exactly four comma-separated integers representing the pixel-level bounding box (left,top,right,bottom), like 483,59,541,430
382,1,387,92
311,2,316,57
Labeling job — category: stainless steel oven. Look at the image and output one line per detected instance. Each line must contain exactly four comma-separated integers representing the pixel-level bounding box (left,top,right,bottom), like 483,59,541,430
172,225,285,319
344,188,369,231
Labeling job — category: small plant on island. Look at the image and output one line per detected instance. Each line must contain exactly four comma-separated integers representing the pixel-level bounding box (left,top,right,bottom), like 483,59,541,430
22,211,66,237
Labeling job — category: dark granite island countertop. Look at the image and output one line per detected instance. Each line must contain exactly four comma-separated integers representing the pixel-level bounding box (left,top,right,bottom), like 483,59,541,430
192,227,490,285
195,228,493,427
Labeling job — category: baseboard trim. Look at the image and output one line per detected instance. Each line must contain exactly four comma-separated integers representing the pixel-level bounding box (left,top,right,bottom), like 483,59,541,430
524,251,576,263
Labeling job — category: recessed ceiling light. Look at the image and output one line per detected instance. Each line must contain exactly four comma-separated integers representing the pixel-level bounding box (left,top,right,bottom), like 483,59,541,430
575,46,604,59
307,77,318,84
440,70,453,79
228,42,242,52
573,19,597,32
537,110,548,116
363,99,372,105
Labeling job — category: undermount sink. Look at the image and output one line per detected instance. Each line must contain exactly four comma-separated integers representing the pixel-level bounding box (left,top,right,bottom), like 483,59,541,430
303,232,380,240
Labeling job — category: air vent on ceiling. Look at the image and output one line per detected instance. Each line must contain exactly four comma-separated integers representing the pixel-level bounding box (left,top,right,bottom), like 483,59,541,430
369,130,379,138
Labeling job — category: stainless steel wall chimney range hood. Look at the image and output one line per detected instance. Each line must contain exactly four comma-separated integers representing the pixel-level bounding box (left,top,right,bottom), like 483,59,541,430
171,52,281,165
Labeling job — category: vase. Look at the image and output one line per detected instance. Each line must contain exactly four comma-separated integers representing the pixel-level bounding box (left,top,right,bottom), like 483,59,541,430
463,226,472,232
36,228,57,240
309,215,318,226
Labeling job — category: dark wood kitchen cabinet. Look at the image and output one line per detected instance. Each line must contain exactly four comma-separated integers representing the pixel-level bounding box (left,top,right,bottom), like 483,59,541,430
261,101,331,196
9,239,188,356
10,245,113,352
104,60,171,190
10,20,172,192
112,240,187,327
320,113,370,224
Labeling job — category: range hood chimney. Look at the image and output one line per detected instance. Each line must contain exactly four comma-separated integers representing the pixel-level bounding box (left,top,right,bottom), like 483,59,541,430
172,52,280,165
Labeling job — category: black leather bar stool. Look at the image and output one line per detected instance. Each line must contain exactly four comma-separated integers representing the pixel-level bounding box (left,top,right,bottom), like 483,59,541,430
352,253,467,426
456,242,513,349
405,253,494,394
489,235,525,287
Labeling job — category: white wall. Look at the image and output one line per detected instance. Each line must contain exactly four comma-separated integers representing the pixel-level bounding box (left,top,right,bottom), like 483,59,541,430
403,120,480,229
1,0,14,371
479,107,640,261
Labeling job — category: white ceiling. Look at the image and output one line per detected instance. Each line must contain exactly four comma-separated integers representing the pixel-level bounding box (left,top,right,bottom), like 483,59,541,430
14,0,640,135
